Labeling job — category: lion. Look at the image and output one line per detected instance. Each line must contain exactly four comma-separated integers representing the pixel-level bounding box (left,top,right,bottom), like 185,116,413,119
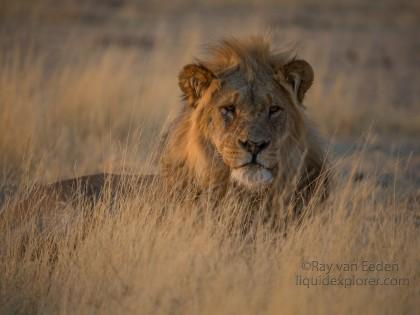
160,36,329,211
6,36,329,234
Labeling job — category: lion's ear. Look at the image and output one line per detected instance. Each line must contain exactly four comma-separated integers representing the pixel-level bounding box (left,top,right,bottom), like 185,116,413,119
178,63,215,108
283,59,314,103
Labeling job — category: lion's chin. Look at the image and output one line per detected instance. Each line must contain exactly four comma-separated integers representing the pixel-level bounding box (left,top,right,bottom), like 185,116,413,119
230,165,273,190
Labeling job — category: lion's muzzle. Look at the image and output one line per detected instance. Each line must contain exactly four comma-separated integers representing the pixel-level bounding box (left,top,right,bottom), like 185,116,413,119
228,134,274,189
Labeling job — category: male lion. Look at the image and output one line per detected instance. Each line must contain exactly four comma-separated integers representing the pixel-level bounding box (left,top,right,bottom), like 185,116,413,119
8,36,329,228
161,36,329,210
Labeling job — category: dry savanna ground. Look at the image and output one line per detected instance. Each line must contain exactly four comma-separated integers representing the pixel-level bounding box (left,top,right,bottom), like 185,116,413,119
0,1,419,314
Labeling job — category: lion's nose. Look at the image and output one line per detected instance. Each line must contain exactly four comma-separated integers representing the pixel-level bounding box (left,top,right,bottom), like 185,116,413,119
238,139,270,155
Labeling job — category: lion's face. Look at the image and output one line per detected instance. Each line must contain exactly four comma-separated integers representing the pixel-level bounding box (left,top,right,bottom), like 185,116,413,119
204,71,291,189
176,39,314,190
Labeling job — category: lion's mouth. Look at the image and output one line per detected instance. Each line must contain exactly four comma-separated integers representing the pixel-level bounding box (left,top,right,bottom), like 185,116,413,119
231,163,273,189
234,161,264,169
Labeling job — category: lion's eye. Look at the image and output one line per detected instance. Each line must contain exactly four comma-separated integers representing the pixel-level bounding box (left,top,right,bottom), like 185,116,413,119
220,105,236,116
269,105,283,116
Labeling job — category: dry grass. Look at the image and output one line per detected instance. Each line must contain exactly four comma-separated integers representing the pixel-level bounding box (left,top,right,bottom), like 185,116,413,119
0,1,419,314
1,158,419,314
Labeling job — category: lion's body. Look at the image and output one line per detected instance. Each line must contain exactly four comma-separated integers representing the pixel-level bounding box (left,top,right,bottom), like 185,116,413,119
8,174,156,218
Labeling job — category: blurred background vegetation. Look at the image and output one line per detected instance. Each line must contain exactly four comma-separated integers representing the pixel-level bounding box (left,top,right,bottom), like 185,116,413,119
0,0,418,182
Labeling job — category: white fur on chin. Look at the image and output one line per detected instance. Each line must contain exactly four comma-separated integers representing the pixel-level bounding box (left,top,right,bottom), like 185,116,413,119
231,165,273,189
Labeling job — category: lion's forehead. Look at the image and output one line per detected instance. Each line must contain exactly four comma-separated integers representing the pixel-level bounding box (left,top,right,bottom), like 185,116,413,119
217,77,289,111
